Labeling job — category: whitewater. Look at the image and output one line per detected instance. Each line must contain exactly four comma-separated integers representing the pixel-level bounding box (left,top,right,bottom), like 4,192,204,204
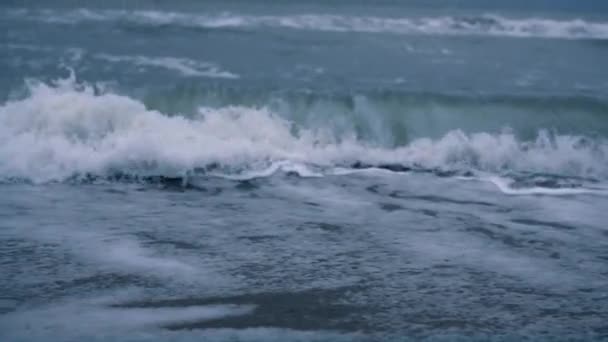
1,1,608,341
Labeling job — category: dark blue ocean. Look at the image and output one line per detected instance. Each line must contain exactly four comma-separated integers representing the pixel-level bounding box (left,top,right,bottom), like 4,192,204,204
1,1,608,341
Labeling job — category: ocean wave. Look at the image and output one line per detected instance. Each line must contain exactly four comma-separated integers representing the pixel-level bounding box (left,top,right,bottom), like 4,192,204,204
7,8,608,40
0,75,607,185
141,87,608,144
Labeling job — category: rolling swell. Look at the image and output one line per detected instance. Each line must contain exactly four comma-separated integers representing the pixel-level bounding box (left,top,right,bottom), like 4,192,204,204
1,75,607,185
5,8,608,40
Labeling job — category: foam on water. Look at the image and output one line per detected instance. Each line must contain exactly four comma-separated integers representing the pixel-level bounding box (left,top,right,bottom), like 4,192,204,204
95,54,239,79
0,75,607,188
209,160,324,181
487,176,608,196
2,44,238,79
8,8,608,40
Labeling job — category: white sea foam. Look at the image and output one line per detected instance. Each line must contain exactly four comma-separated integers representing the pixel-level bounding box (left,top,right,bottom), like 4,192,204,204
487,176,608,196
0,76,607,186
96,53,239,78
8,8,608,40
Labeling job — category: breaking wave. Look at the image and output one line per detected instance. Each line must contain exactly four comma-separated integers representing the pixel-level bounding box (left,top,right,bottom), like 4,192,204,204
7,8,608,40
0,75,607,185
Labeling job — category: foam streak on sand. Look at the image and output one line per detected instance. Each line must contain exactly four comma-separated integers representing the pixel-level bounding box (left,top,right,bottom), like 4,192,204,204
0,299,255,337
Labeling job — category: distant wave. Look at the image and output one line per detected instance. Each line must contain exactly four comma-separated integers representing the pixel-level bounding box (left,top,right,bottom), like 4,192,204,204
6,8,608,40
1,75,607,187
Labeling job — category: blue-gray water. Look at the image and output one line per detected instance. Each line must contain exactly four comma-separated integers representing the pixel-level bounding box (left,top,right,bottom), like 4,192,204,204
1,1,608,341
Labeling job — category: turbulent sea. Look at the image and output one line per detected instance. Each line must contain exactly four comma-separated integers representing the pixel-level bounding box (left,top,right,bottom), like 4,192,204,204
1,0,608,341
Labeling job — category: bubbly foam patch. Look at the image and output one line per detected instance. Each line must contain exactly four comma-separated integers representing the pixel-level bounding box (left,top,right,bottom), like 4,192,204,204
0,76,607,184
7,8,608,40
